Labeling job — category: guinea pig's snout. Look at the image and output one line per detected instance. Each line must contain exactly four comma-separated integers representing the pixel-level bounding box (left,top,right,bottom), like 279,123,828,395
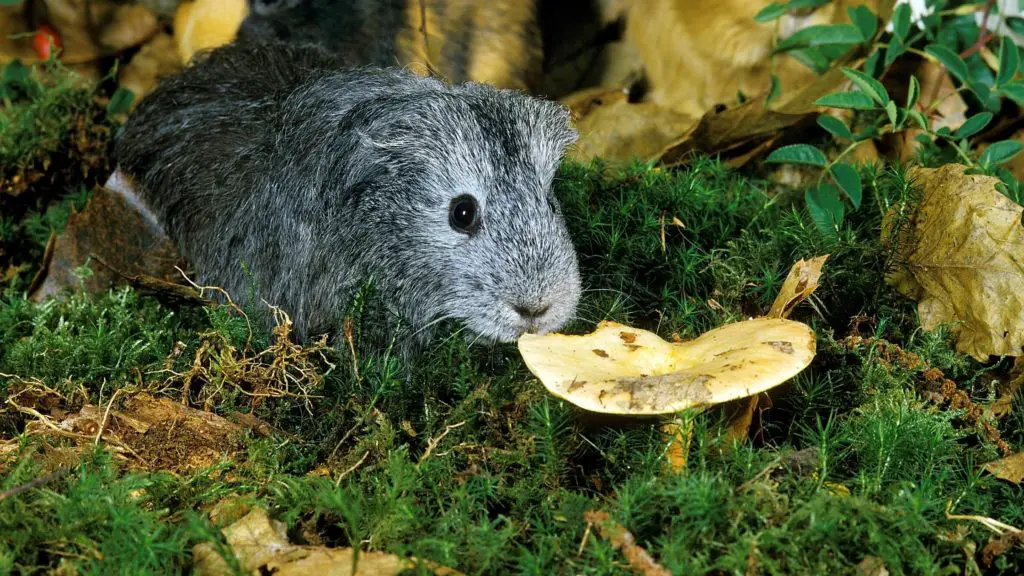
512,302,550,322
510,300,556,336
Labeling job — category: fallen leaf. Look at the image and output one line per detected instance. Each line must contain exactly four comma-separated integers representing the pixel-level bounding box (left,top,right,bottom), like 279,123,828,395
193,506,462,576
174,0,249,65
40,0,160,65
882,164,1024,361
980,529,1024,568
984,357,1023,420
662,417,692,472
983,451,1024,484
118,32,183,106
0,4,36,65
30,170,187,303
768,255,830,319
891,59,969,162
390,0,544,92
566,94,700,164
583,509,671,576
916,59,969,133
660,65,856,165
518,317,816,416
855,555,890,576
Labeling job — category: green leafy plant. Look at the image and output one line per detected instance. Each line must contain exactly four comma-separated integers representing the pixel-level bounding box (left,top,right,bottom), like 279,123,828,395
759,0,1024,235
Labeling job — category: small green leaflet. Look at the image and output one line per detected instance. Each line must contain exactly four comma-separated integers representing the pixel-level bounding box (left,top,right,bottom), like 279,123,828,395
776,24,865,52
906,75,920,110
979,140,1024,167
893,3,912,41
806,183,845,237
107,87,135,116
885,100,899,126
884,36,907,68
997,38,1020,86
787,0,832,8
765,144,828,167
841,67,889,104
754,2,788,22
814,91,876,110
817,114,853,140
953,112,992,139
908,109,929,131
829,163,862,209
847,5,878,42
925,44,969,83
999,82,1024,106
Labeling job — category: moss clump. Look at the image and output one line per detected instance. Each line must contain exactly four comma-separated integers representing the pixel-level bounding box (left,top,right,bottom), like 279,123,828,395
1,156,1021,574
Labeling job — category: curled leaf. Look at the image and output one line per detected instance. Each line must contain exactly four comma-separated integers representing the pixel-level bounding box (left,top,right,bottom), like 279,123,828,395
883,164,1024,360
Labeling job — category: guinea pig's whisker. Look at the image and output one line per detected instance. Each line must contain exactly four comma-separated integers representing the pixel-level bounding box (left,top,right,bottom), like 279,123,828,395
410,313,458,339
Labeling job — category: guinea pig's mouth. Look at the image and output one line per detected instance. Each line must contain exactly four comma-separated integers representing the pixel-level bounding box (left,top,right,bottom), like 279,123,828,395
459,300,572,346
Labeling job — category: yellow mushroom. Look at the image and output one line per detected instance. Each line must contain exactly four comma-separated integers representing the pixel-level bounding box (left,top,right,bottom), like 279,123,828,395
517,317,816,416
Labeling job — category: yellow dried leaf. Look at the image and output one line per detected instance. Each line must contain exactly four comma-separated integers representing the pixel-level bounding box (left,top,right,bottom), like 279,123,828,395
174,0,249,65
882,164,1024,360
518,318,815,415
565,92,700,164
983,452,1024,484
768,255,829,319
193,507,463,576
118,33,184,106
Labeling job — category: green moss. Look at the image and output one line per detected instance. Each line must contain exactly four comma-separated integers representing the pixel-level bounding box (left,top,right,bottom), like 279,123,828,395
0,154,1021,574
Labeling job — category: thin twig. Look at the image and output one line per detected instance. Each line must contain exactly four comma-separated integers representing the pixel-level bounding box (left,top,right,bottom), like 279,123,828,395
95,388,124,445
0,467,72,502
335,451,370,487
577,520,593,557
417,421,467,468
946,500,1022,535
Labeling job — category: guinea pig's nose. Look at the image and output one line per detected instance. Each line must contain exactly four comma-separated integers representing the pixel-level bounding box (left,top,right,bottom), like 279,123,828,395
513,302,550,321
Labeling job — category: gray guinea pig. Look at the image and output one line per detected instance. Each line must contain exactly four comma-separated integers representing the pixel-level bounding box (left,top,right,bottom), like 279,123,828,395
112,39,582,350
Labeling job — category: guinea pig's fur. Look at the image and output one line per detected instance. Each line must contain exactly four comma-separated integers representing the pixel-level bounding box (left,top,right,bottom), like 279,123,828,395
238,0,405,69
113,39,582,351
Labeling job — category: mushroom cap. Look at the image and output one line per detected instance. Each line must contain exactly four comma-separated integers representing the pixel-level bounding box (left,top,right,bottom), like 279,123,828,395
518,318,816,415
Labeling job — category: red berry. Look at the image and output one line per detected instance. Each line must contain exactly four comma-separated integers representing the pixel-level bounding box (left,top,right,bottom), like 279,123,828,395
33,25,61,61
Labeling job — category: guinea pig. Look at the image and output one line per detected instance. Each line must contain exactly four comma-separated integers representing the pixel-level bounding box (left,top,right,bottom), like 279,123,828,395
112,39,582,351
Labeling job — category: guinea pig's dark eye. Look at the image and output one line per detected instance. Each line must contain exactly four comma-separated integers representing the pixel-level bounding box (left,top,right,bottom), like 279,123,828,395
449,194,481,234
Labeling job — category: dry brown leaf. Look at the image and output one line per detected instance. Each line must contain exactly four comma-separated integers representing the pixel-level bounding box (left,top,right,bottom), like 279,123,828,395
985,357,1023,419
620,0,882,118
917,59,969,133
193,506,462,576
393,0,544,92
118,32,184,106
882,164,1024,361
980,529,1024,568
173,0,249,65
983,451,1024,484
893,60,970,161
0,4,36,65
40,0,159,65
518,318,815,416
662,418,692,472
566,95,700,164
855,556,890,576
768,255,830,319
584,509,671,576
30,171,187,303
